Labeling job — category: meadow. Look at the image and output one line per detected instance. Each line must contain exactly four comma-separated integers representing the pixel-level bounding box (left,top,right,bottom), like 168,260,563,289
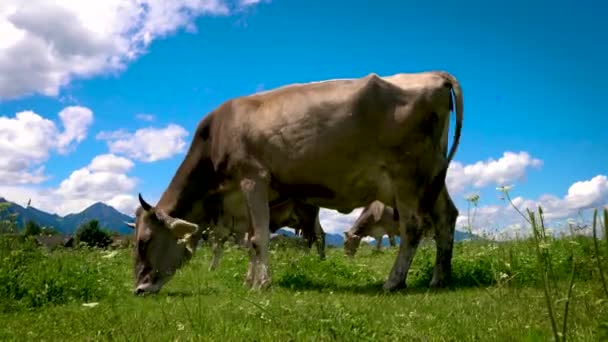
1,213,607,342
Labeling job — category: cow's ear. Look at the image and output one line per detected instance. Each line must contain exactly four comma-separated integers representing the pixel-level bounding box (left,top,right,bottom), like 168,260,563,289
154,209,198,238
124,221,136,229
169,218,199,238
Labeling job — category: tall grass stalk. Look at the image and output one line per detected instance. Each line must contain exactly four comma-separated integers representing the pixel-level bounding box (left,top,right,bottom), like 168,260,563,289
603,208,608,264
592,209,608,298
561,256,576,341
528,208,560,342
538,206,559,295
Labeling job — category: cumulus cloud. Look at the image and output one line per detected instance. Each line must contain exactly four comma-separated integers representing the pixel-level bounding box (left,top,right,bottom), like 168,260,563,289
0,0,268,100
318,208,363,235
0,153,139,216
0,106,93,185
447,151,543,195
96,124,190,162
458,174,608,239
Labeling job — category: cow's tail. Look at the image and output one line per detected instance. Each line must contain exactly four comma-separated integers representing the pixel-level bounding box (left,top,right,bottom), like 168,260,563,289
436,71,463,165
419,71,464,212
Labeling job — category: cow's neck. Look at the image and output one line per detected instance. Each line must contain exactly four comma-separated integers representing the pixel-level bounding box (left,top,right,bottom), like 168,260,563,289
156,140,211,220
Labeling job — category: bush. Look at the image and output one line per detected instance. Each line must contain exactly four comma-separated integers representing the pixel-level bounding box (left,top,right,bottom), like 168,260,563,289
75,220,112,248
0,202,18,234
23,220,42,237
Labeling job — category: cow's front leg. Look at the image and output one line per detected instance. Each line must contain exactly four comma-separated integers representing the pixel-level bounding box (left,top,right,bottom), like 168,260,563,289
244,239,257,287
209,237,226,271
384,188,423,292
388,234,397,247
313,216,326,260
241,177,271,290
375,235,383,251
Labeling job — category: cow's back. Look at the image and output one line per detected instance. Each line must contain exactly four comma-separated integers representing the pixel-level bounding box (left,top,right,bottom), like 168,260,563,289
207,71,455,212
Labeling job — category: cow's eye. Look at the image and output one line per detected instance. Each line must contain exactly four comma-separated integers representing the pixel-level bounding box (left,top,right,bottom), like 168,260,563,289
138,239,149,257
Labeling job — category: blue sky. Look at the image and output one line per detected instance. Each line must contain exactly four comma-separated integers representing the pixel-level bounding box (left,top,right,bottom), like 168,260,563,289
0,0,606,236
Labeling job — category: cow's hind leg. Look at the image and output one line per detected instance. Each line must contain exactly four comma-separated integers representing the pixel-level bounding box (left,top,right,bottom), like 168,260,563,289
240,177,271,290
430,190,458,288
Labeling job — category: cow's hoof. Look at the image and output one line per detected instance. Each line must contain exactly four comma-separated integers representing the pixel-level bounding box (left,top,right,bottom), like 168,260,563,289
252,272,271,290
383,278,407,292
243,275,255,288
253,279,271,291
429,277,450,289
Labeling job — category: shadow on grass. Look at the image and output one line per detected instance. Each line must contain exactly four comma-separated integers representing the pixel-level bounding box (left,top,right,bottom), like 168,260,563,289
162,287,220,298
275,277,499,295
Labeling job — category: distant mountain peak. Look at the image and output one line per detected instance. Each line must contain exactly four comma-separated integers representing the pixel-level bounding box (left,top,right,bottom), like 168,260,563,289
83,201,114,211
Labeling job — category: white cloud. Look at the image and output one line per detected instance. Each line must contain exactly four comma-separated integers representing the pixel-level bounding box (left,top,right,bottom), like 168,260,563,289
105,194,139,216
458,174,608,239
318,208,363,235
0,153,139,216
135,113,155,122
0,106,94,185
87,153,134,174
563,175,608,210
447,151,543,195
240,0,264,6
0,0,268,100
56,106,94,153
96,124,190,162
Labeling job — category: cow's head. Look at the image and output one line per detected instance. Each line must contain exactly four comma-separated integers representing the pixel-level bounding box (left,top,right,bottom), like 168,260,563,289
343,231,362,258
127,194,199,295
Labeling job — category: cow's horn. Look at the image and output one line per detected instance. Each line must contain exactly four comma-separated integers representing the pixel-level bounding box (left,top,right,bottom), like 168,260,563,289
138,193,152,211
124,221,136,229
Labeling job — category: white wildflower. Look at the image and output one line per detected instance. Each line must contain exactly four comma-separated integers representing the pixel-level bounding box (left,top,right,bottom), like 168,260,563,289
496,185,513,193
82,302,99,308
465,194,480,203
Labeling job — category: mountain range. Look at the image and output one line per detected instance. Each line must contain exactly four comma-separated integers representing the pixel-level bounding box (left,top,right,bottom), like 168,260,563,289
0,197,477,245
0,197,134,235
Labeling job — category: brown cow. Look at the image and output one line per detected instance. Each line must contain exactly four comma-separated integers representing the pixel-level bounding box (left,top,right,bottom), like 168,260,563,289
130,70,463,295
343,201,399,256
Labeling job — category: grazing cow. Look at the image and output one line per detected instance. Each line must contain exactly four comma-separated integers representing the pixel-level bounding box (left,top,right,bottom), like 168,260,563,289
127,198,325,271
343,201,399,257
130,70,463,295
344,187,459,283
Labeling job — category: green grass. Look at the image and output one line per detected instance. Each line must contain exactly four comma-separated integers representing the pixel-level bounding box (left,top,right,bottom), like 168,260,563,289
1,235,607,341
